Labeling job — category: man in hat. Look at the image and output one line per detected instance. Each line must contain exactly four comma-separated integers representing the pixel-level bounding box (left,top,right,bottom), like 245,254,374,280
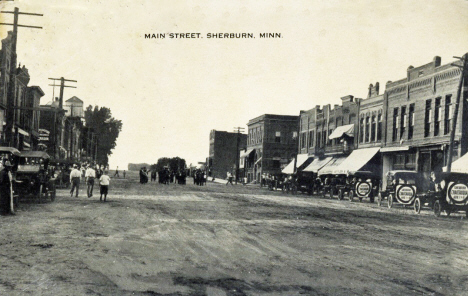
85,164,96,198
70,164,81,197
0,158,14,214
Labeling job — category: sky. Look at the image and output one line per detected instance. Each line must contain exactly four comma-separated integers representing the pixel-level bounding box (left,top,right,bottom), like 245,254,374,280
0,0,468,169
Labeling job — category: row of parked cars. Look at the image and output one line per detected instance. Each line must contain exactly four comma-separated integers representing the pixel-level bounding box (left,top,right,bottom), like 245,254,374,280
268,168,468,218
0,147,57,214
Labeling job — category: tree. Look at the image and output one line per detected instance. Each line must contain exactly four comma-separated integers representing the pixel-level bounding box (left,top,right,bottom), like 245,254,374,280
84,105,123,166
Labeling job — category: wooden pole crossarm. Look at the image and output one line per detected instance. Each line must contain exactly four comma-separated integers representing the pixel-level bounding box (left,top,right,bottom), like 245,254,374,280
0,23,42,29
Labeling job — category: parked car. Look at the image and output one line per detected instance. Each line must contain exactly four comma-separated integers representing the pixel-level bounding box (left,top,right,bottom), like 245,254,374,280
337,171,379,203
377,170,426,209
432,172,468,217
15,151,56,203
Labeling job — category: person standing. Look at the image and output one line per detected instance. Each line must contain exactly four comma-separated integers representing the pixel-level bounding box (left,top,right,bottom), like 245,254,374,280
99,170,111,202
70,164,81,197
0,159,14,214
85,164,96,198
123,170,126,179
226,171,233,186
114,166,120,178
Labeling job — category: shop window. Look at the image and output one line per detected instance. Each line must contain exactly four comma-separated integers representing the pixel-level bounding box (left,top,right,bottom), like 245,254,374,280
408,104,415,140
392,108,399,142
444,95,452,135
434,97,441,136
424,99,432,137
371,115,376,142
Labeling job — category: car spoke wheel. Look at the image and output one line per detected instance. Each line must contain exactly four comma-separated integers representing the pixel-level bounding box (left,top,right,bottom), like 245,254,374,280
387,194,393,209
413,197,421,214
433,200,442,217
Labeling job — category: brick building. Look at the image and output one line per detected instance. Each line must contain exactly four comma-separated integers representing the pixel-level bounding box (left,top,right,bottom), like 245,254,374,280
207,130,247,179
243,114,298,182
380,56,468,189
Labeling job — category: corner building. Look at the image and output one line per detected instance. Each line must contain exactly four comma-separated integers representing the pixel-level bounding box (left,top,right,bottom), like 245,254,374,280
207,130,247,179
243,114,298,183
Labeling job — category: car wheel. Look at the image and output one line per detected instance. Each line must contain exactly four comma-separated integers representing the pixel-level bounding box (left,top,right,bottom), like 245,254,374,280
413,197,421,214
387,194,393,209
433,200,442,217
348,190,354,202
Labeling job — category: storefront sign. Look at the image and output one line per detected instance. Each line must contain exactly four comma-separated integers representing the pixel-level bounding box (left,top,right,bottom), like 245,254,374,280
447,182,468,204
396,185,415,203
356,182,371,197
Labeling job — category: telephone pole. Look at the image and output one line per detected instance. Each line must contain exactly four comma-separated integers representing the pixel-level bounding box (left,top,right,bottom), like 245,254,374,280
446,53,468,172
233,126,245,184
48,77,77,159
1,7,42,147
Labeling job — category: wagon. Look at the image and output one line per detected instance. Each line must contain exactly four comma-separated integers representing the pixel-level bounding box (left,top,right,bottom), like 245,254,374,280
15,151,56,203
0,147,20,214
377,170,426,210
432,172,468,217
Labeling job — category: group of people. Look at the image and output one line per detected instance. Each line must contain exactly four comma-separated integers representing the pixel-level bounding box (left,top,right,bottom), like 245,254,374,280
69,163,110,202
193,169,206,186
139,167,188,185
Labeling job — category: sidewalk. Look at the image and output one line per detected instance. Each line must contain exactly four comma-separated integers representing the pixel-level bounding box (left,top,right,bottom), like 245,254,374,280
208,177,257,186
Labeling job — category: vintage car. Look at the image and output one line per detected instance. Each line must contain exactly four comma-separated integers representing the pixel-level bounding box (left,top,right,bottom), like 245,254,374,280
15,151,56,203
337,171,379,203
377,170,425,209
49,158,73,188
0,147,20,214
321,174,346,199
432,172,468,217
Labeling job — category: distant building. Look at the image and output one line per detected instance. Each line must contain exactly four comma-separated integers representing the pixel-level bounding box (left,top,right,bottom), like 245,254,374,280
244,114,299,182
207,130,247,179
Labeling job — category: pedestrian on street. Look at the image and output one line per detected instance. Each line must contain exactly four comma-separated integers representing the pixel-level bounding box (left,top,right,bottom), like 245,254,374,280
114,166,120,178
99,170,111,202
123,170,126,179
70,164,81,197
85,164,96,198
226,171,233,186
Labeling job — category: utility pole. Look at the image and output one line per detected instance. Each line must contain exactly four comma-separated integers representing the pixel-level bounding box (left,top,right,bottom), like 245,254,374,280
0,7,42,147
233,127,245,184
48,77,76,159
446,53,468,172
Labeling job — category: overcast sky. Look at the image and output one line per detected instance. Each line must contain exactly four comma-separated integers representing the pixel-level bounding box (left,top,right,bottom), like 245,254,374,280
1,0,468,169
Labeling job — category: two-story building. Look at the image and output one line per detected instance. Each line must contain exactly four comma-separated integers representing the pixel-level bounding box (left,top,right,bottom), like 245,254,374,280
243,114,298,183
207,130,247,180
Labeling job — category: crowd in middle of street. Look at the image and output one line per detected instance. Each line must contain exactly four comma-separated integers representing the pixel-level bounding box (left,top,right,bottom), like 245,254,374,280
139,166,188,185
68,163,111,202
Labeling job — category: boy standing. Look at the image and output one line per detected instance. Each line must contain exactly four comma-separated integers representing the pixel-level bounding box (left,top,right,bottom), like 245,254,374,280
99,170,110,202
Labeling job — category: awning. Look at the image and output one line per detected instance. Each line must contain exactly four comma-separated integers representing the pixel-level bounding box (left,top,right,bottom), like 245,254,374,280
332,147,380,174
318,156,347,175
240,148,255,158
328,124,354,140
447,152,468,173
380,146,410,153
281,154,310,174
303,156,333,173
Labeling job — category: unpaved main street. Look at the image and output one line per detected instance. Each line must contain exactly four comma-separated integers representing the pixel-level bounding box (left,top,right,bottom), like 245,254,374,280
1,175,468,296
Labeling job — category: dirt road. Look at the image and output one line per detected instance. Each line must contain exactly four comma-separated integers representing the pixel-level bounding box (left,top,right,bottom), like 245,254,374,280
1,175,467,295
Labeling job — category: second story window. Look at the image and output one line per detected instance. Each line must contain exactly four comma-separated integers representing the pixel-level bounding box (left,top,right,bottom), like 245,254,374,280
359,117,364,143
444,95,452,135
409,104,415,140
317,131,321,148
301,133,306,149
424,99,432,137
377,113,382,141
275,131,281,143
309,130,314,147
371,115,376,142
365,116,370,142
434,97,441,136
401,106,407,140
392,108,399,142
